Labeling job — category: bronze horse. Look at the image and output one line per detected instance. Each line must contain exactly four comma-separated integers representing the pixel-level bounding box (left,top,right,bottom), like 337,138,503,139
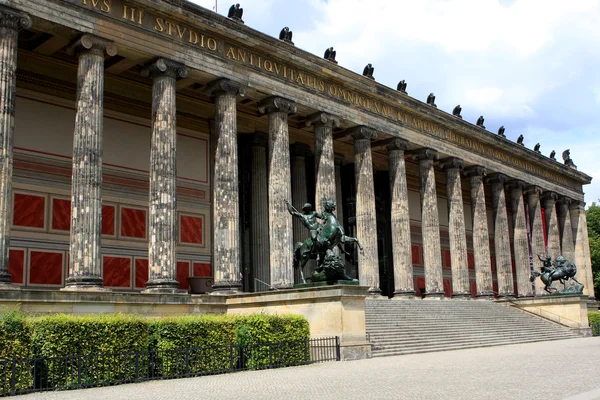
530,255,581,293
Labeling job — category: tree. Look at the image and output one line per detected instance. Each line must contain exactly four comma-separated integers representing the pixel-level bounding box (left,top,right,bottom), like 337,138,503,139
586,202,600,298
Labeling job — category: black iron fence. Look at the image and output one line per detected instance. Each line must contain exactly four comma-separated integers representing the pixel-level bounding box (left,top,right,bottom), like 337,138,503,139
0,337,340,396
592,322,600,337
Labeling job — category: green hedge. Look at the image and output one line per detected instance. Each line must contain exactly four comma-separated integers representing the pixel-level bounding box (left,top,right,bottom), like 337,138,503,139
589,311,600,336
0,310,32,393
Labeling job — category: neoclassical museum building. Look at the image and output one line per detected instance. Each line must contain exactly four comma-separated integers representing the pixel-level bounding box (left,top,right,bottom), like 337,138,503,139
0,0,595,303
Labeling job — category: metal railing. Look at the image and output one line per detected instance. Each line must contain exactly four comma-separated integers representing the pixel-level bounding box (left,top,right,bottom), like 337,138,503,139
0,337,340,396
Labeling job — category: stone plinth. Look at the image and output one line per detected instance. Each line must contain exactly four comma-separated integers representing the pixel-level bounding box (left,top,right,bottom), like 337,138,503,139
502,295,590,335
226,285,372,360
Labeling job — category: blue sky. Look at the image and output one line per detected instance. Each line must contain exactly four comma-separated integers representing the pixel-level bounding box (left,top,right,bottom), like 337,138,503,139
192,0,600,205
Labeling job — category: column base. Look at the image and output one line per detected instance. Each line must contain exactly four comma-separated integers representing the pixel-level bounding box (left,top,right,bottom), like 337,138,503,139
144,278,182,293
270,283,293,290
451,293,472,300
476,292,495,300
211,280,243,293
64,276,105,290
423,291,445,299
497,294,516,300
392,290,417,299
367,287,382,296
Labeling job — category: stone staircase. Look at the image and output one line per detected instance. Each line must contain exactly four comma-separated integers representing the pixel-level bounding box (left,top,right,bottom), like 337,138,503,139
365,299,580,357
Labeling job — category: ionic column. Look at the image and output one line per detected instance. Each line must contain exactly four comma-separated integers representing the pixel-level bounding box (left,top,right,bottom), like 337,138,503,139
250,134,270,291
0,7,31,285
486,173,515,298
464,166,493,298
557,197,575,261
349,126,380,295
65,35,117,289
440,157,470,298
507,180,533,297
206,78,246,292
307,112,339,209
570,201,595,299
291,143,309,284
388,139,414,298
525,185,546,296
258,97,296,289
413,148,444,298
334,154,346,262
541,191,561,259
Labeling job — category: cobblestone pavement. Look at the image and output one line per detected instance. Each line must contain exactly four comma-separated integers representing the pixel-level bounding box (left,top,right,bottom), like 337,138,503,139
23,338,600,400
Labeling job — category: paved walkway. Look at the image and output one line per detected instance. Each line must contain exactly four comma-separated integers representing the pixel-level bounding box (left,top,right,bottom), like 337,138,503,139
23,338,600,400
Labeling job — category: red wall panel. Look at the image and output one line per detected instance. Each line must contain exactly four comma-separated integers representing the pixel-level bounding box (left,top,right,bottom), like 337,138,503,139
14,194,45,228
411,246,420,264
121,207,146,238
103,257,131,288
177,261,190,290
8,249,24,284
29,251,62,285
181,215,203,244
442,249,451,268
102,205,115,236
51,198,70,231
135,259,148,289
443,279,452,297
467,253,475,269
414,276,426,297
193,262,211,277
470,280,477,298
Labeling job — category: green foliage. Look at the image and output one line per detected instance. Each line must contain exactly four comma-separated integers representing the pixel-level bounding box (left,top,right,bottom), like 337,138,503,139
586,203,600,298
588,311,600,336
30,314,149,389
0,310,32,393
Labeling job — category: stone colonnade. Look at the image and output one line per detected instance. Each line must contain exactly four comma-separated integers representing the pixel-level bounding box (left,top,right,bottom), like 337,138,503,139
0,9,595,300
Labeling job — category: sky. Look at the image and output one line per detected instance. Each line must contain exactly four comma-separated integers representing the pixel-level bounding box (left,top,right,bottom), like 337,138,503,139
191,0,600,205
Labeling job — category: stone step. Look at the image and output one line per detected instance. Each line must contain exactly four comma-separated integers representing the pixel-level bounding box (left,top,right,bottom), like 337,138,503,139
366,326,575,337
371,335,572,351
369,331,576,344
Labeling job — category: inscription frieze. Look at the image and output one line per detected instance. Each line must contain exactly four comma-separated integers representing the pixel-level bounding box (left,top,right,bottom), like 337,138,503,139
71,0,578,190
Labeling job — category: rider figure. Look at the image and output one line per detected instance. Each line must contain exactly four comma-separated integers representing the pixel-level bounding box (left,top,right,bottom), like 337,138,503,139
285,201,323,242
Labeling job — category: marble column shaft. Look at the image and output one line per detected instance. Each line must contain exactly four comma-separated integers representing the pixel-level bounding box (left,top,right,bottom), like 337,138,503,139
557,197,575,261
291,143,309,283
307,113,339,209
413,148,444,297
525,186,546,296
258,96,296,289
486,173,515,298
250,134,270,291
508,180,533,297
464,166,493,297
206,78,245,292
334,154,346,263
349,126,380,295
0,7,31,284
541,192,561,259
440,157,470,298
65,35,117,288
570,201,595,298
388,139,414,297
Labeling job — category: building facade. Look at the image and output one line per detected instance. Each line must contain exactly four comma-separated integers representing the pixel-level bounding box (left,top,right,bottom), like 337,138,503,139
0,0,594,300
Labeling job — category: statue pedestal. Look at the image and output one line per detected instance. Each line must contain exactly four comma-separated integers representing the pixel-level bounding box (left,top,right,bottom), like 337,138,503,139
293,280,359,289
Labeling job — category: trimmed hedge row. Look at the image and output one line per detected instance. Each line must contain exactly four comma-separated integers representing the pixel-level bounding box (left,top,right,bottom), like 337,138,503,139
589,311,600,335
0,311,310,391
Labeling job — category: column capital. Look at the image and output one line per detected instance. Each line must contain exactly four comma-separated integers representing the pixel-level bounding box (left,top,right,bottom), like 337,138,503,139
0,6,31,30
334,153,346,166
305,112,340,128
541,191,559,203
291,142,310,157
411,148,438,162
251,132,268,147
463,165,486,178
485,173,509,185
66,34,117,58
524,185,543,197
439,157,464,171
569,200,586,211
258,96,296,115
506,179,526,191
205,78,245,97
386,138,410,152
142,58,188,80
348,126,377,141
557,196,572,206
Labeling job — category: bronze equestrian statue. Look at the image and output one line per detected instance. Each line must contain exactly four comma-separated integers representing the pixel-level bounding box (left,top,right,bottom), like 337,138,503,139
287,199,362,282
530,255,582,293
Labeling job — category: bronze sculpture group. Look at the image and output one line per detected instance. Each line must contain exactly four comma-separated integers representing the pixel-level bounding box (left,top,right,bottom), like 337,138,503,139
530,254,583,294
286,199,362,283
